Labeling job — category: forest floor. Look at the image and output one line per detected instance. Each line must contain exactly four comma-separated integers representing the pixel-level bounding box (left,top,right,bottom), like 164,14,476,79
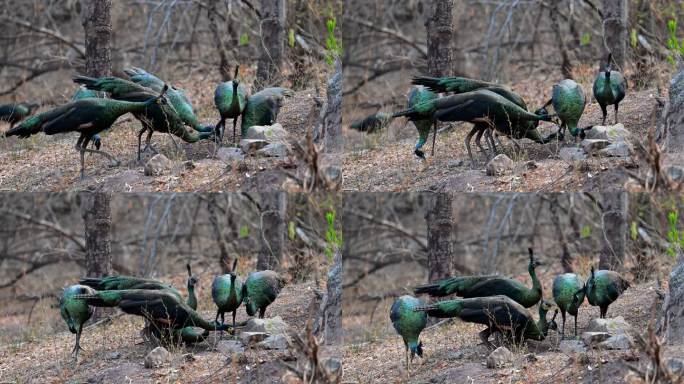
342,73,663,192
343,280,679,384
0,74,323,192
0,278,333,383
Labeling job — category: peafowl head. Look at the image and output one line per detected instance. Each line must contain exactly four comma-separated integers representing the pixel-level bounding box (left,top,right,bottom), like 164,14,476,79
93,135,102,151
604,53,613,78
528,248,543,270
409,341,424,359
571,286,586,306
547,309,559,331
414,148,426,159
186,264,198,289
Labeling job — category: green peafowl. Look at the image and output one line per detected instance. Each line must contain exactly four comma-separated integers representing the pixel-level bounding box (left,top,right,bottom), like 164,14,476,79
73,75,214,160
0,102,39,129
593,53,627,125
73,289,231,333
573,266,630,319
240,87,294,136
212,259,243,334
552,273,585,338
5,86,168,179
412,76,528,110
241,270,286,318
124,67,214,133
349,112,393,134
390,295,427,371
186,264,198,311
214,65,249,144
414,248,544,308
79,274,182,298
414,296,557,349
72,85,106,150
60,284,95,358
406,86,438,158
543,79,586,139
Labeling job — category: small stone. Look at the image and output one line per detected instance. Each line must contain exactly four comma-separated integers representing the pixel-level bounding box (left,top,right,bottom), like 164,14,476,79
321,166,343,191
240,332,269,345
240,139,269,154
486,154,514,176
321,358,342,383
581,139,611,154
244,316,290,334
217,147,245,162
257,334,290,350
448,159,464,168
559,147,587,163
106,351,121,360
586,317,633,335
256,143,289,158
598,141,632,157
559,340,587,354
583,124,631,141
582,331,611,346
216,340,245,355
486,346,513,368
666,165,684,183
144,346,169,368
599,334,634,350
666,358,684,381
144,154,171,176
245,123,288,141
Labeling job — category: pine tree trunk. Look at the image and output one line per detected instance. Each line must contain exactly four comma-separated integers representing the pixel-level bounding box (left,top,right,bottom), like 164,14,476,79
602,0,628,69
82,191,112,320
426,193,454,282
82,0,112,77
425,0,453,77
599,192,628,269
257,192,287,270
256,0,286,87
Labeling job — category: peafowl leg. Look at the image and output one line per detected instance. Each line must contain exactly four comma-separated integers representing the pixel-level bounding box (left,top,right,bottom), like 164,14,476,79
474,129,487,157
259,308,266,319
431,121,437,157
75,134,87,179
80,141,120,168
574,315,578,338
479,328,494,350
219,312,225,339
600,104,608,126
136,126,146,161
232,118,239,145
484,129,497,157
614,103,619,124
232,310,237,336
72,324,84,358
600,306,607,319
214,119,224,146
465,126,478,166
560,311,566,339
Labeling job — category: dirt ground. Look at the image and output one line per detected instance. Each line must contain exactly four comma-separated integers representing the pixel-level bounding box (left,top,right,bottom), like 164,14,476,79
0,279,327,383
342,75,663,192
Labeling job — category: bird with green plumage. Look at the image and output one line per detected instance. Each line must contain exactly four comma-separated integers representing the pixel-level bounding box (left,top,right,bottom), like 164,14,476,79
349,112,393,134
73,75,214,160
544,79,586,138
185,264,198,311
79,274,181,298
214,66,249,144
124,67,214,134
552,273,585,338
212,259,243,335
60,284,95,359
406,86,438,158
240,87,294,136
414,296,557,349
390,295,427,371
0,102,39,129
414,248,544,308
5,85,167,178
71,85,106,150
574,266,630,319
593,53,627,125
241,270,286,318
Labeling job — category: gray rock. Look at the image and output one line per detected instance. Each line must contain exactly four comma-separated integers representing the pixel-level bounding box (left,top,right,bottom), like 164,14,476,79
581,139,611,154
216,339,245,355
485,154,514,176
240,331,269,345
321,165,343,191
559,340,587,354
105,351,121,360
217,147,245,162
88,363,144,384
582,331,611,346
144,346,169,368
321,358,343,383
256,143,289,158
666,165,684,183
448,159,464,168
144,154,171,176
598,334,634,350
559,147,588,162
583,124,631,141
486,346,513,368
244,316,290,334
240,139,270,154
586,316,633,335
257,334,290,350
666,358,684,381
598,141,633,157
245,123,288,142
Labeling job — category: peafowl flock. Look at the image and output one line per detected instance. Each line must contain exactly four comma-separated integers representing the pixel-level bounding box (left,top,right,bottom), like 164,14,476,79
593,53,627,126
241,270,286,318
552,272,585,338
5,85,168,178
414,248,544,308
573,266,630,319
390,295,427,371
60,284,96,358
0,102,39,129
212,259,243,334
214,66,249,144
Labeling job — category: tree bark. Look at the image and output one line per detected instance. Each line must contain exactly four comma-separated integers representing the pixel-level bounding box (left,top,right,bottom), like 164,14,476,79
320,57,342,153
602,0,628,69
82,0,112,77
425,0,453,77
82,191,112,320
323,246,342,345
257,192,287,270
599,192,628,270
207,195,232,273
662,253,684,344
657,69,684,152
207,0,231,81
256,0,286,87
426,193,454,282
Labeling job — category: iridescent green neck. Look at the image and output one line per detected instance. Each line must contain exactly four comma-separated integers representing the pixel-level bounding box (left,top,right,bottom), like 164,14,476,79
529,264,542,297
186,285,197,310
537,306,549,336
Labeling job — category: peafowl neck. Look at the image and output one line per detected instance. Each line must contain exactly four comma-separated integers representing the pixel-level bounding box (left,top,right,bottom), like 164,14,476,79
529,264,542,298
231,81,240,107
537,306,550,336
186,285,197,310
604,70,611,81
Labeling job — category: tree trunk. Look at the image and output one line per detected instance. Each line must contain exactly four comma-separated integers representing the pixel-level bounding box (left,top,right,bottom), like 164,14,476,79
662,253,684,344
207,0,231,81
602,0,628,69
426,193,454,282
207,195,232,273
323,246,342,345
257,192,287,270
82,0,112,77
82,191,112,320
550,0,573,78
256,0,286,87
657,68,684,152
599,192,628,270
425,0,453,77
320,57,342,153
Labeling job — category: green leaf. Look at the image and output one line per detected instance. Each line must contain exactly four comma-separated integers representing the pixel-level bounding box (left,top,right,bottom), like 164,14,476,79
288,221,296,240
288,29,295,48
580,33,591,46
630,29,638,48
580,225,592,238
239,225,250,238
239,33,249,46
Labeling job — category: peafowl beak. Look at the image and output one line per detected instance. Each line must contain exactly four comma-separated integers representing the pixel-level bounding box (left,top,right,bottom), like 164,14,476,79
415,149,426,159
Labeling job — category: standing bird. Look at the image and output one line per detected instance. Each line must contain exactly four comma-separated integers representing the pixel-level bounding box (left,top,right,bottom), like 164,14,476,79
415,296,557,349
593,53,627,125
414,248,544,308
574,266,630,319
552,273,585,338
72,85,105,150
212,259,243,334
349,112,392,134
406,87,438,158
242,270,286,318
214,66,249,144
79,274,181,298
60,284,95,359
548,79,586,138
0,102,39,129
390,295,427,371
240,87,294,136
5,86,168,179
